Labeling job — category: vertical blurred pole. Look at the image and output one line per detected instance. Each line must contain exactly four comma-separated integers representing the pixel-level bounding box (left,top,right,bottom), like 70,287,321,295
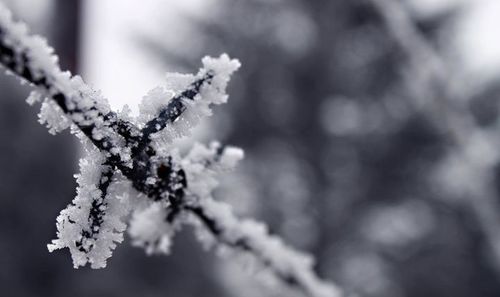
52,0,81,73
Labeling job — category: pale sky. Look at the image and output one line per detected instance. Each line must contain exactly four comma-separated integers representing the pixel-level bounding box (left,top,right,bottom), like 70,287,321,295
80,0,500,112
81,0,211,114
456,0,500,81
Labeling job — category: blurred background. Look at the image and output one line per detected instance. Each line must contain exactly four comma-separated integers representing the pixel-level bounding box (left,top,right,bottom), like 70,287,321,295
2,0,500,296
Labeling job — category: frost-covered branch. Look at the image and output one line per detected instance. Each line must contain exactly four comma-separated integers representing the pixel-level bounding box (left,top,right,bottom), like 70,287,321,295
185,199,338,297
0,4,340,297
140,71,214,140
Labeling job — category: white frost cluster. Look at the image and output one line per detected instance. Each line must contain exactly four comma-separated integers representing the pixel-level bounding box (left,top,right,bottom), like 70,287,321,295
182,141,244,198
188,198,341,297
0,5,59,82
128,202,177,255
137,71,196,124
47,148,135,268
140,54,241,149
26,90,43,105
38,97,72,135
128,141,244,256
0,3,132,165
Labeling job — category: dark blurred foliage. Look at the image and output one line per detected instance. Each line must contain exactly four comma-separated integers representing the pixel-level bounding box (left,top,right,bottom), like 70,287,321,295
140,0,500,296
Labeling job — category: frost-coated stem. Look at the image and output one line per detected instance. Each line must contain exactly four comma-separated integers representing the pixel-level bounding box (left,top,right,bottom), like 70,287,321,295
0,4,341,297
140,72,214,141
74,162,115,254
185,199,341,297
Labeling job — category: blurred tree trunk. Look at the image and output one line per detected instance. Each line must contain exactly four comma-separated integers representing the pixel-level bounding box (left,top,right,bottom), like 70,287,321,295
53,0,81,72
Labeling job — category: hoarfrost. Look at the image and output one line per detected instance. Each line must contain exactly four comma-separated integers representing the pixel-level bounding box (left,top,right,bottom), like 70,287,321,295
0,3,341,295
26,90,43,105
47,149,134,268
129,202,177,255
38,98,71,135
139,54,240,149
